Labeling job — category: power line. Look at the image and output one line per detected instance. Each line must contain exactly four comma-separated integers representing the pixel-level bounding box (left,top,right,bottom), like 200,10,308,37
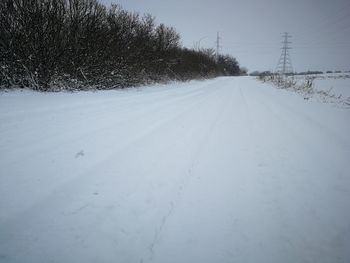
275,32,293,75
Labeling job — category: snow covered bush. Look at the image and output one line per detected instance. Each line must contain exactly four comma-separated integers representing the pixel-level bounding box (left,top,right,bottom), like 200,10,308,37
0,0,244,91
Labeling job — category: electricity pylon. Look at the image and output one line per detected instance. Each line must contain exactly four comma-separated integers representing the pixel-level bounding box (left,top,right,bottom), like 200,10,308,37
215,31,221,62
275,32,293,75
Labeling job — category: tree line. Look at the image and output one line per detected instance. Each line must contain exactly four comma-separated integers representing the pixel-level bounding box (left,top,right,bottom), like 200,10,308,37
0,0,245,91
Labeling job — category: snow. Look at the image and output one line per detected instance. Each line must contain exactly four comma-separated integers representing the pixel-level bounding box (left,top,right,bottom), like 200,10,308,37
293,73,350,105
312,74,350,98
1,77,350,263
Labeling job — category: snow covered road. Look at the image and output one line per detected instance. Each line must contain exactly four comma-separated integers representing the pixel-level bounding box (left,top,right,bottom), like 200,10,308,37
1,77,350,263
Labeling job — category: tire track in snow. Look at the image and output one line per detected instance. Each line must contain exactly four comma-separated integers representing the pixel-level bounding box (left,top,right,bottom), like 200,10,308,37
144,82,236,262
143,82,232,263
0,83,223,230
0,81,219,167
0,79,229,259
2,77,350,263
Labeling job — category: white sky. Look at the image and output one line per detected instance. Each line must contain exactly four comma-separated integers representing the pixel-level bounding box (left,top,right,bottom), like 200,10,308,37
101,0,350,73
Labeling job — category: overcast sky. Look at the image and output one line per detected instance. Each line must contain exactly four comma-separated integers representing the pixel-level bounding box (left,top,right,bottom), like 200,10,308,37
101,0,350,73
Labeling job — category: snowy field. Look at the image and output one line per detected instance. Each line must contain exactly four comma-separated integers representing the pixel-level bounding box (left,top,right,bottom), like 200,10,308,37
293,73,350,105
1,77,350,263
313,74,350,98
